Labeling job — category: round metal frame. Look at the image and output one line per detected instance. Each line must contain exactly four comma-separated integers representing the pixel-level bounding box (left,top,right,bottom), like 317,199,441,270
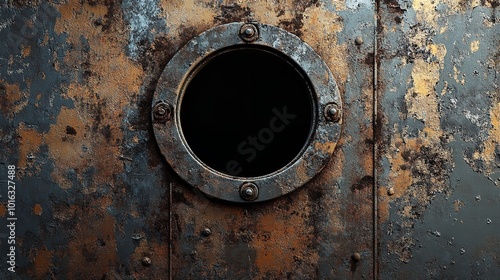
152,22,342,202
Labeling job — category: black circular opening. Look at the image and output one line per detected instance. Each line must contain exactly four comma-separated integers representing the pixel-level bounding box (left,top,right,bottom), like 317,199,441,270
180,46,314,177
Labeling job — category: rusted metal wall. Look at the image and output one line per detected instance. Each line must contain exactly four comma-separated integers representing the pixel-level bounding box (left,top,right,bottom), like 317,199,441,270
0,0,498,279
377,0,500,278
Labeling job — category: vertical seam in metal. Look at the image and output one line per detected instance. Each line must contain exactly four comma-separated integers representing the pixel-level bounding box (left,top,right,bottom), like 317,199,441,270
373,0,379,279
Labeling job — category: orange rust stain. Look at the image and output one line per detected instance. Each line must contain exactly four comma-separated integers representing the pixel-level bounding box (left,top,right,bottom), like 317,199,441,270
386,137,415,199
160,0,216,47
50,0,143,190
378,187,390,222
45,106,89,189
247,0,299,26
0,80,26,117
17,123,43,169
475,101,500,175
21,45,31,57
33,247,52,278
83,2,108,17
130,240,169,279
252,205,317,275
33,204,43,215
67,208,118,279
302,4,347,88
0,204,6,217
314,142,335,154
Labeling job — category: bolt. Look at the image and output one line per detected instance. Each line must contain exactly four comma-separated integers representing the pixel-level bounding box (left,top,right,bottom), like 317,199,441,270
153,101,172,123
355,36,363,45
201,228,212,236
142,257,151,267
245,188,254,196
324,103,341,122
240,182,259,201
244,27,255,37
387,187,395,196
239,24,259,42
352,252,361,262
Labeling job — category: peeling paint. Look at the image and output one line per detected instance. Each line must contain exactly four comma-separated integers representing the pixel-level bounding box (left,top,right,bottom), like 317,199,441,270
1,0,498,278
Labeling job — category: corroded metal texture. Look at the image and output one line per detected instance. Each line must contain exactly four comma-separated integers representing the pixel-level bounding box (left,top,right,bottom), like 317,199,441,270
0,1,374,279
152,22,342,203
2,0,497,279
165,1,375,278
377,0,500,278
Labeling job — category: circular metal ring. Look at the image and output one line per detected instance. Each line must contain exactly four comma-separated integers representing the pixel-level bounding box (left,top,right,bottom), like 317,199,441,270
152,22,342,203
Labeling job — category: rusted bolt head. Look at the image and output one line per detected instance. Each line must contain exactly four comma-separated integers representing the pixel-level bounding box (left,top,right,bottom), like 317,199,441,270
239,24,259,42
142,257,152,267
387,187,395,196
355,36,364,45
153,101,172,123
352,252,362,262
324,103,341,122
240,182,259,201
201,228,212,236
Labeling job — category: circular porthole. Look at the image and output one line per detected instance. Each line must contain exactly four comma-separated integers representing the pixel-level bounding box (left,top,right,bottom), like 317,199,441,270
152,22,342,202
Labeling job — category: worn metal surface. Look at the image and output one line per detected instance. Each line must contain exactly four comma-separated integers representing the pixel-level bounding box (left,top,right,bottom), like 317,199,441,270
165,1,375,278
152,22,342,203
376,0,500,278
0,1,374,279
2,0,497,279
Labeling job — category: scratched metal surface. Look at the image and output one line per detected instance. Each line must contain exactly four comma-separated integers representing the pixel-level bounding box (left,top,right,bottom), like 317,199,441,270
0,0,374,279
2,0,498,279
376,0,500,278
166,1,375,279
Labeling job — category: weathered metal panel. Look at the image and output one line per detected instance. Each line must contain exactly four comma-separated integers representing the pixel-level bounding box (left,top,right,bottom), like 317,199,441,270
0,0,375,279
165,1,376,278
1,1,170,279
377,0,500,278
3,0,498,279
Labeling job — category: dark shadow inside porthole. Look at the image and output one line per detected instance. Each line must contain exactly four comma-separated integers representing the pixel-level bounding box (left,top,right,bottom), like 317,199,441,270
180,46,315,178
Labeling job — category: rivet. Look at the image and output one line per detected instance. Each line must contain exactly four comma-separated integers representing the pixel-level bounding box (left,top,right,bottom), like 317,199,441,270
201,228,212,236
352,252,361,262
240,182,259,201
142,257,152,267
239,24,259,42
387,187,395,196
244,27,255,37
324,103,341,122
153,101,172,123
355,36,364,45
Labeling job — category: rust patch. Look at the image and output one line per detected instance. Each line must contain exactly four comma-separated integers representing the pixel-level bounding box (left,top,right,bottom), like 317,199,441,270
468,101,500,177
45,107,89,189
32,247,52,278
66,201,117,279
160,0,216,48
214,3,252,24
252,196,318,276
130,240,169,278
50,0,143,189
0,204,6,217
17,123,43,170
33,204,43,215
21,45,31,57
301,4,348,89
0,80,27,118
